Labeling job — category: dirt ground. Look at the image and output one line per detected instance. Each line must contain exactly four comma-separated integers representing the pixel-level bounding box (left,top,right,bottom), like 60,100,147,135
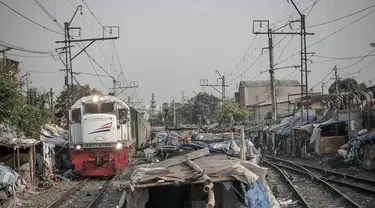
17,180,79,208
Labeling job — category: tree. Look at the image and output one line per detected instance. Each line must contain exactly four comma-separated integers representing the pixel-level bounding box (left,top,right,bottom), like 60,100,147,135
176,93,220,124
55,84,102,117
214,99,252,125
0,59,48,138
328,78,367,94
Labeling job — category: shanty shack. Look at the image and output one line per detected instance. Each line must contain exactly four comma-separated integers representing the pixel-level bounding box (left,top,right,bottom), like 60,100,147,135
116,148,279,208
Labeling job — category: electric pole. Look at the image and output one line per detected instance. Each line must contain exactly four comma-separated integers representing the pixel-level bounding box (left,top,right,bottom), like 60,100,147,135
50,88,54,123
200,70,229,133
321,82,324,95
266,29,276,121
253,0,314,124
331,65,340,94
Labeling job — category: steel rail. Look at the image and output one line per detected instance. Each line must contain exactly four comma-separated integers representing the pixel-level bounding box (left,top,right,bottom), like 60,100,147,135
265,156,361,208
45,179,88,208
266,155,375,188
263,159,311,208
86,171,122,208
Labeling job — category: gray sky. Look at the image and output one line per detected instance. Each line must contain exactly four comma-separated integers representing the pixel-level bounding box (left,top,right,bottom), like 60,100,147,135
1,0,374,106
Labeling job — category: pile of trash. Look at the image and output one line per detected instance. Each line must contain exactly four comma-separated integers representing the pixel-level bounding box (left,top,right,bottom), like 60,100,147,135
0,165,26,206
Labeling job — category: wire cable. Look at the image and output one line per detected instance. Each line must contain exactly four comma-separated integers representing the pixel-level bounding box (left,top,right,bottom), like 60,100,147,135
228,35,258,76
338,47,375,70
277,8,375,66
0,40,55,55
228,52,266,83
33,0,64,30
308,4,375,28
346,56,375,75
0,1,64,35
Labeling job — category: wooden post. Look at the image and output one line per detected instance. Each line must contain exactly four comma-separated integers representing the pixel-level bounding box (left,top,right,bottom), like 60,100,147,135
240,126,245,160
16,147,20,172
29,148,33,184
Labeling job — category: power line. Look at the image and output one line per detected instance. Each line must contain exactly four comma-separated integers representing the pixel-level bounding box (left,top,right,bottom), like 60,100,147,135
315,53,375,60
308,4,375,28
338,48,375,70
0,1,64,35
275,0,317,63
277,8,375,66
0,40,55,55
346,56,375,75
311,69,334,91
33,0,64,30
228,35,258,76
4,53,53,58
228,52,266,83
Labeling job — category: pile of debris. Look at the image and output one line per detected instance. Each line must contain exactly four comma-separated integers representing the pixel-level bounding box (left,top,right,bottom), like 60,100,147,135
116,148,279,208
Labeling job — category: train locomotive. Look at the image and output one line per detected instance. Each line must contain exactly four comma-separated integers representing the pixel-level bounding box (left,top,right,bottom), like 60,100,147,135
68,95,132,176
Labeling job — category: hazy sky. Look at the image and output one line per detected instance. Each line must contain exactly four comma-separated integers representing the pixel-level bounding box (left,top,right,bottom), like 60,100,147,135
1,0,374,106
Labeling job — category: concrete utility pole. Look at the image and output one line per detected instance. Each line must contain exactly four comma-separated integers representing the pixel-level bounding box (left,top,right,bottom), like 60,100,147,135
50,88,54,123
253,0,314,124
266,29,277,121
331,65,340,94
321,82,324,95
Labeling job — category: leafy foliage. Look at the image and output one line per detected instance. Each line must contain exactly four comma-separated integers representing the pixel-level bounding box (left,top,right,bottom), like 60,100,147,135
328,78,367,94
176,93,220,124
0,59,48,138
215,99,252,124
55,84,102,117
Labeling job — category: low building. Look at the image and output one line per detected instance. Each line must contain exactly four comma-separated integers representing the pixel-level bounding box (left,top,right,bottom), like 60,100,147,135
237,79,301,121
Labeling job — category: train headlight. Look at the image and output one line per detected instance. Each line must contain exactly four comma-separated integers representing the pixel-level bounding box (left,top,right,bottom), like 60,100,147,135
92,96,99,102
116,143,123,149
99,96,105,101
75,145,82,150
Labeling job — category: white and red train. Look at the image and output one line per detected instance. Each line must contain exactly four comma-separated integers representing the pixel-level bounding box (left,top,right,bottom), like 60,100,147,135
68,95,133,176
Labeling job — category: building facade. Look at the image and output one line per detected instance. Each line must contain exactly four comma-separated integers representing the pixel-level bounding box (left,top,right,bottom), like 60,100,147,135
238,79,301,121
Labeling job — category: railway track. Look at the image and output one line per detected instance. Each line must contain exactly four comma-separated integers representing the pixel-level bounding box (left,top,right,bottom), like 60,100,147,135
45,171,121,208
264,155,375,208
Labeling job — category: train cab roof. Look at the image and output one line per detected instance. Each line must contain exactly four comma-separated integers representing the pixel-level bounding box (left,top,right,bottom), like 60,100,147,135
70,95,130,110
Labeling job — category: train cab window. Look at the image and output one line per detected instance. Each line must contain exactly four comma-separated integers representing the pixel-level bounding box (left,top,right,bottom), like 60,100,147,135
118,108,128,120
71,108,81,123
100,103,114,113
84,103,98,114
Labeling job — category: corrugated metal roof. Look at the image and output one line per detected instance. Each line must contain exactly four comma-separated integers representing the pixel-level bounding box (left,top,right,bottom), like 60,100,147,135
240,79,300,88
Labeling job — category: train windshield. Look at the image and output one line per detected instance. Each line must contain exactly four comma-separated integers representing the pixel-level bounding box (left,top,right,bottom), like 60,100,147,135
84,103,114,114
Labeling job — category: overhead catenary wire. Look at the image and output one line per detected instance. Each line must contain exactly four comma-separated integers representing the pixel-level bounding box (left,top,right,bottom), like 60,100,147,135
346,56,375,75
0,1,64,35
277,8,375,66
33,0,64,30
314,54,375,60
308,4,375,28
228,35,258,77
338,47,375,70
228,52,266,83
0,40,54,55
311,69,334,91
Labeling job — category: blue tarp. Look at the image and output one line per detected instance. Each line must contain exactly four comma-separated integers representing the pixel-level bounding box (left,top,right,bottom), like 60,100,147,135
358,132,375,142
276,115,317,137
245,180,271,208
156,133,168,144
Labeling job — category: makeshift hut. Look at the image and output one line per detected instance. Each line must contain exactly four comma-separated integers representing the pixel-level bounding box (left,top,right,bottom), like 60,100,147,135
0,125,38,185
116,148,279,208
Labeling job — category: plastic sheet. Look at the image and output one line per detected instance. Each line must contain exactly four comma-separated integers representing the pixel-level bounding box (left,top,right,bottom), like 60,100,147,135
245,180,271,208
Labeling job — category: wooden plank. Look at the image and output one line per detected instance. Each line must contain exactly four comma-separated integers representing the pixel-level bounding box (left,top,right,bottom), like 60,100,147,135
150,148,210,168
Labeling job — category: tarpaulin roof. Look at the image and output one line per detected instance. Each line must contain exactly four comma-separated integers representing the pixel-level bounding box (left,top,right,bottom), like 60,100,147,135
0,125,39,147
